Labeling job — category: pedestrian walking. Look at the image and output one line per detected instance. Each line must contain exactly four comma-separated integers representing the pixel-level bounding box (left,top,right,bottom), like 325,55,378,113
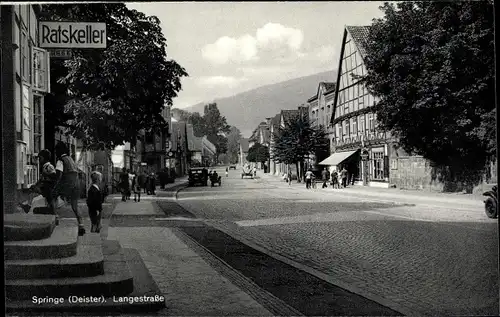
132,174,142,202
53,142,85,236
87,171,103,233
305,169,313,189
225,167,229,177
148,172,156,195
127,170,134,200
287,170,293,186
119,167,130,201
253,166,257,178
340,167,348,188
321,167,329,189
331,169,340,189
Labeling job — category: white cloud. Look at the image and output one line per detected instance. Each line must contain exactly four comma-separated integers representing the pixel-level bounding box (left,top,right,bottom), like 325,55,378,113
256,22,303,51
202,22,304,65
202,35,258,64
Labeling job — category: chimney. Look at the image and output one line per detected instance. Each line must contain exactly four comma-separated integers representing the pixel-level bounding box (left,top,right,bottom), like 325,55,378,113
265,117,272,125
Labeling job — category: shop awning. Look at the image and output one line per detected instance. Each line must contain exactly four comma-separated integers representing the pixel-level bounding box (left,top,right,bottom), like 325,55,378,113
318,150,358,166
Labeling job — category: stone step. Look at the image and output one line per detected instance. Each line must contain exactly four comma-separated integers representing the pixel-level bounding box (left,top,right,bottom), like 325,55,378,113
5,234,104,279
4,213,56,241
5,244,165,313
5,240,134,300
4,219,78,260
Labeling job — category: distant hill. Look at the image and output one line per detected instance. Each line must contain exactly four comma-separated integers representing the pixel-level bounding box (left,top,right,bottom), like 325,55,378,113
180,70,336,137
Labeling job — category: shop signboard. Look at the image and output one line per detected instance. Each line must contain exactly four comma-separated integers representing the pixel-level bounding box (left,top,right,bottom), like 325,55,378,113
39,22,106,48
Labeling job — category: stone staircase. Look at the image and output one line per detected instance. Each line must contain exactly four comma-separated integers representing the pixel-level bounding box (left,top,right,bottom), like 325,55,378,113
5,213,165,313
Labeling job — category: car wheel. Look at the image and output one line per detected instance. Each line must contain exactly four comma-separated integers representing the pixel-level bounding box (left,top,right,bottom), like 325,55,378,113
485,198,498,218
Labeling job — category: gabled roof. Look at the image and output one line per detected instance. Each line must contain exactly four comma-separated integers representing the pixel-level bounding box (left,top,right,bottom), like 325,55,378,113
331,26,370,124
190,136,203,152
346,25,370,58
270,113,281,129
323,82,336,93
307,95,318,102
281,110,299,124
239,138,249,152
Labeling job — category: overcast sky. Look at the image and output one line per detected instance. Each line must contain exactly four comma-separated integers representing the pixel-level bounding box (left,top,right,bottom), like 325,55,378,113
126,2,385,109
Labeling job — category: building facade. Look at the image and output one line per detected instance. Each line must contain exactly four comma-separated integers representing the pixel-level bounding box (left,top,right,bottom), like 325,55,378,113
325,26,393,188
307,82,336,172
239,138,249,166
2,5,51,212
191,136,216,166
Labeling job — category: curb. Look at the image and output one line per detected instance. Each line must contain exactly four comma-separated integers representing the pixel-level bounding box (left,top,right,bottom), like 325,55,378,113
207,221,422,317
172,228,304,316
173,182,189,200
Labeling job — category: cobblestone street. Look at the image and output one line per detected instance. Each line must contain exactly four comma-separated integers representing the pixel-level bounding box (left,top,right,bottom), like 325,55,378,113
176,168,499,316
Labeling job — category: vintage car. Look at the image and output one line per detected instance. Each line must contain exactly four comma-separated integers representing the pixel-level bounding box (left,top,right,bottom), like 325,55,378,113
210,172,222,187
188,167,208,186
241,166,254,179
229,164,237,170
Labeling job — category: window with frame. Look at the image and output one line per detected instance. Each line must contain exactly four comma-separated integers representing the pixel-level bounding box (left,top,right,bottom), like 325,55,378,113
33,47,50,92
352,117,357,136
21,30,30,82
344,120,350,135
359,115,365,133
372,151,385,180
369,114,375,131
33,95,43,154
22,85,31,152
344,102,349,115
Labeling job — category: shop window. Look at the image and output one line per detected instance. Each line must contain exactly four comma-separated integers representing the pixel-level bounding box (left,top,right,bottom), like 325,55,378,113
33,95,43,154
33,47,50,92
372,151,384,180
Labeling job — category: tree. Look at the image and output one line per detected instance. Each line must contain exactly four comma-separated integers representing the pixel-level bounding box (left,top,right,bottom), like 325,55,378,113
40,4,188,151
171,108,191,122
360,1,495,192
188,112,206,137
247,143,270,165
272,113,329,182
226,126,242,164
202,103,231,162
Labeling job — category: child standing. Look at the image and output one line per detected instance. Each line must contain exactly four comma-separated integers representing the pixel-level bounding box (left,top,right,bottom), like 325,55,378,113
87,171,103,233
132,174,141,202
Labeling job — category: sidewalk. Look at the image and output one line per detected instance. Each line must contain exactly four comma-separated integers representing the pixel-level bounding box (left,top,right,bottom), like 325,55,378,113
105,198,272,316
257,171,485,208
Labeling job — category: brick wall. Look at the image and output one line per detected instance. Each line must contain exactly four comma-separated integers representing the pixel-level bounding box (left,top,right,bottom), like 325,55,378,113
390,156,444,191
390,155,497,193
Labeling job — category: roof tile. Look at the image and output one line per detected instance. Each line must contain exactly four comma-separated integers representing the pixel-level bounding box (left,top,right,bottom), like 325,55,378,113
346,25,371,58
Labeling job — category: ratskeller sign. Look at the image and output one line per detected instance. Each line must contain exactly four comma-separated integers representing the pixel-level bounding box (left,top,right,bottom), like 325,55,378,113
39,22,107,48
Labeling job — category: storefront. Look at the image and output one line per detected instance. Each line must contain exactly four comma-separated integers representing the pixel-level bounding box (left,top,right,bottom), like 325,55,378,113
2,5,51,213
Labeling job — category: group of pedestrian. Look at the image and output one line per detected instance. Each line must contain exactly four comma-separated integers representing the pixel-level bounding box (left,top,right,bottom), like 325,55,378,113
119,167,158,202
302,166,350,190
31,142,105,236
330,167,349,189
